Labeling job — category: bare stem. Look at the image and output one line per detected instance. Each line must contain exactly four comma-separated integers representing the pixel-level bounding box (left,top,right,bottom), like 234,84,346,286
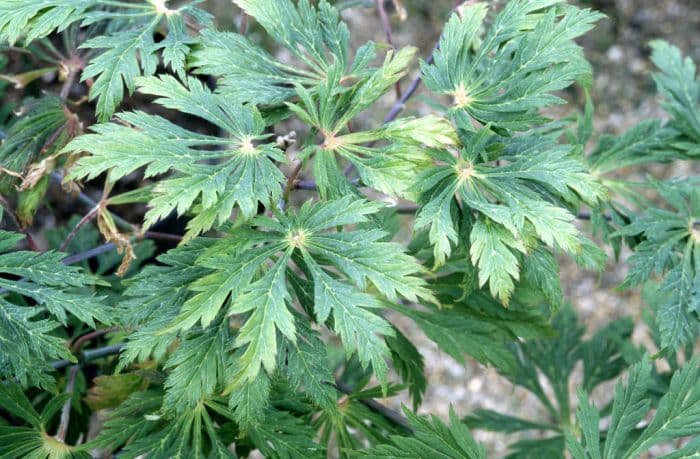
55,365,79,442
59,68,77,100
283,161,304,206
70,327,118,353
335,379,412,432
59,205,100,252
376,0,401,98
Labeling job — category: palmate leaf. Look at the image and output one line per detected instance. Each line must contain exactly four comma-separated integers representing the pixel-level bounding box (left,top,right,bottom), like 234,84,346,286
281,320,339,415
87,390,238,459
413,129,605,304
422,1,604,132
355,406,486,458
247,410,325,459
0,0,96,45
79,1,211,121
0,230,110,389
650,40,700,155
0,382,88,459
287,46,459,201
162,321,229,414
386,327,427,410
65,75,285,241
391,283,554,375
614,179,700,350
191,0,363,105
566,356,700,459
586,120,679,175
121,197,431,421
0,1,211,121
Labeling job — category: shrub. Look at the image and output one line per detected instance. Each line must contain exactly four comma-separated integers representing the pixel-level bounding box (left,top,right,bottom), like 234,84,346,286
0,0,698,457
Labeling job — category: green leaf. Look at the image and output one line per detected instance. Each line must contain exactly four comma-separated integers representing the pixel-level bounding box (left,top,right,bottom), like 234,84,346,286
88,390,237,458
615,180,700,350
0,382,84,458
0,230,109,388
587,120,679,174
465,409,557,434
624,355,700,457
193,0,353,105
247,410,325,458
121,198,429,422
390,292,553,373
0,96,69,194
413,129,603,303
469,217,525,305
79,2,209,121
0,0,96,44
356,406,487,458
163,321,229,413
568,356,700,459
603,358,652,458
282,321,339,415
650,40,700,152
65,75,285,240
566,390,602,459
229,251,296,382
422,1,604,131
386,327,427,410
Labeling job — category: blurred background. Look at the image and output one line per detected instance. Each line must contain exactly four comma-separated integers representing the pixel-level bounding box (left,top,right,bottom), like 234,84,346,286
194,0,700,454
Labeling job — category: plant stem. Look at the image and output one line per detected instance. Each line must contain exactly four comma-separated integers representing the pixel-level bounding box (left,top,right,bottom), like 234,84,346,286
282,161,304,207
70,327,118,352
336,379,412,433
50,171,133,232
376,0,401,99
51,344,125,370
59,205,100,252
55,365,79,442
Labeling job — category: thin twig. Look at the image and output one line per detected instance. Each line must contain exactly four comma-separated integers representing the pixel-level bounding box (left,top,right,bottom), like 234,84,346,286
376,0,401,98
59,67,78,100
239,13,248,35
49,171,133,232
55,365,79,442
282,161,304,206
383,44,436,124
70,327,118,352
144,231,183,243
343,4,458,179
59,205,100,252
51,344,125,370
336,379,412,433
60,242,116,265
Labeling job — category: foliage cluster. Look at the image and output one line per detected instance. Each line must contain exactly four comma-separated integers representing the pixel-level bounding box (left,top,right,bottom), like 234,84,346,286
0,0,698,457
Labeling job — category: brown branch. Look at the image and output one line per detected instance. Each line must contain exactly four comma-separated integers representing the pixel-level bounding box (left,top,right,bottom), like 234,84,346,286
59,205,99,252
70,327,118,353
376,0,401,98
59,67,78,100
55,365,79,442
239,13,248,35
143,231,183,243
383,1,467,124
336,379,412,433
283,161,304,206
